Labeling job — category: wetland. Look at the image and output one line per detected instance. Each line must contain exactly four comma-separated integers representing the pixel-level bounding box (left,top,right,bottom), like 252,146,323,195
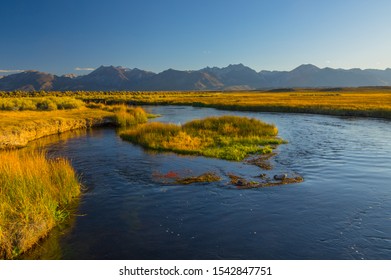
15,105,391,260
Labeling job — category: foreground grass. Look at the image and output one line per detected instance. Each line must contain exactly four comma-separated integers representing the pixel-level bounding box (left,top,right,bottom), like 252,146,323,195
0,149,80,259
121,116,285,161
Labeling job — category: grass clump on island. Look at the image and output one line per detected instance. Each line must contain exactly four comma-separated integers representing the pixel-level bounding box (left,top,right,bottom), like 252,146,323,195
105,104,148,127
120,116,285,161
0,149,81,259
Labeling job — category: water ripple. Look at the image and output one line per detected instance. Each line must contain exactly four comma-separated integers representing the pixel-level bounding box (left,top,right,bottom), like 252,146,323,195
24,107,391,260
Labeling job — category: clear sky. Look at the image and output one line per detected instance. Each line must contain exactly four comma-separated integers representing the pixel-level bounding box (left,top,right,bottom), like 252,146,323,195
1,0,391,75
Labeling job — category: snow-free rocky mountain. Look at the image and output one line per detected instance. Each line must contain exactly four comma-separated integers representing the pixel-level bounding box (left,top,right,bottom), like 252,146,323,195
1,64,391,91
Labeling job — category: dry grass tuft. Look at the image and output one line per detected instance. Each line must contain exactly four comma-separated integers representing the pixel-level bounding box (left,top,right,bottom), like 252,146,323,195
0,149,81,259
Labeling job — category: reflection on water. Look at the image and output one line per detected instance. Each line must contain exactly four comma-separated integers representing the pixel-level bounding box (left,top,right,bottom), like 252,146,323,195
19,200,80,260
21,106,391,260
27,129,89,150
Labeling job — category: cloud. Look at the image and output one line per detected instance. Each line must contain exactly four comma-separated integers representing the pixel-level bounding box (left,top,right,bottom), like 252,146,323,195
75,67,95,71
0,69,25,73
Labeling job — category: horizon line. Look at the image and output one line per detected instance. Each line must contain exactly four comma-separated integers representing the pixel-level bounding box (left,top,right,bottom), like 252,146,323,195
1,63,391,77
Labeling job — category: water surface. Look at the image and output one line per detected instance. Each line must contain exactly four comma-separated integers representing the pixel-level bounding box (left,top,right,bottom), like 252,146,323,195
23,106,391,259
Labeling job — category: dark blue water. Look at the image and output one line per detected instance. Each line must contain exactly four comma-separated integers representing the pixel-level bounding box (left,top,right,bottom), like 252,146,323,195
23,106,391,259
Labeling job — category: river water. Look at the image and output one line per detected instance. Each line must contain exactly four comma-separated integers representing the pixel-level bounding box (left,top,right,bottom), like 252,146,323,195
22,106,391,259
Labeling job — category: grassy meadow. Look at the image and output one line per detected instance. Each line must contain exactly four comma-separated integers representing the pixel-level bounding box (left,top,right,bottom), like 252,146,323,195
2,88,391,119
0,149,80,259
121,115,285,161
80,89,391,119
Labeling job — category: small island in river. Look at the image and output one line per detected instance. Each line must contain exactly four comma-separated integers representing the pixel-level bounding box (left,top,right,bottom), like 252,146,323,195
120,115,303,187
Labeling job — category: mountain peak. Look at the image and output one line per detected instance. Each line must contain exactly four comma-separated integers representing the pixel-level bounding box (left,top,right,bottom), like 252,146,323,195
94,65,119,71
225,63,249,70
292,64,320,72
62,73,77,78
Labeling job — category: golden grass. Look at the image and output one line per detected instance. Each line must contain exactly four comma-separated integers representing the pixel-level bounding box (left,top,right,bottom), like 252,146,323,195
0,96,84,111
0,149,81,259
0,104,149,149
145,91,391,118
77,89,391,119
110,104,148,127
121,116,285,161
2,89,391,118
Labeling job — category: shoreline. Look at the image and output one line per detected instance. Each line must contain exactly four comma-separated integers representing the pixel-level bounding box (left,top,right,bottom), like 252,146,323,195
0,115,115,150
0,104,149,150
130,101,391,120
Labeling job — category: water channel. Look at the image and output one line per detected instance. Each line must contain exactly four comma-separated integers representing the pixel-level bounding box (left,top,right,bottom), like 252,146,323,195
22,106,391,259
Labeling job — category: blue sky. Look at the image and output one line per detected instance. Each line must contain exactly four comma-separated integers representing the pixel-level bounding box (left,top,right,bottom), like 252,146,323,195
1,0,391,75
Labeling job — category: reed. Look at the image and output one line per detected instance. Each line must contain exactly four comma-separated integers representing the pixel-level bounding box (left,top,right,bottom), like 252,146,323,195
111,104,148,127
0,149,81,259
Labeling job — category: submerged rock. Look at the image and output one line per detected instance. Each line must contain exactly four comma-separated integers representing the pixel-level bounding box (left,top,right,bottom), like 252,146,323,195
174,172,221,185
273,174,288,181
229,172,303,189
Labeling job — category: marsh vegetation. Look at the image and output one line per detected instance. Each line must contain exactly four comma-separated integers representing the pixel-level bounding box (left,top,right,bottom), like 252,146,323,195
120,115,285,161
0,100,149,149
0,149,80,259
2,88,391,119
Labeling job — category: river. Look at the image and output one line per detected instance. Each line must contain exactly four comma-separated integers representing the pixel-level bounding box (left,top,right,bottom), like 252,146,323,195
22,106,391,259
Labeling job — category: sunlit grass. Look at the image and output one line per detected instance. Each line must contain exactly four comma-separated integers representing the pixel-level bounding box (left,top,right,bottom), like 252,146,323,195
121,116,285,161
110,104,148,127
2,89,391,119
0,103,149,149
0,96,84,111
0,149,81,259
64,89,391,119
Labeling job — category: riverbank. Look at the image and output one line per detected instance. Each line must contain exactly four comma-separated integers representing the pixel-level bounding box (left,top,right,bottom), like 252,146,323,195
0,149,81,259
108,90,391,119
0,105,148,149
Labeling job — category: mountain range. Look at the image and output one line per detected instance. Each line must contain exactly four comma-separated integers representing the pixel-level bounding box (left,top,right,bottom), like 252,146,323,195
1,64,391,91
